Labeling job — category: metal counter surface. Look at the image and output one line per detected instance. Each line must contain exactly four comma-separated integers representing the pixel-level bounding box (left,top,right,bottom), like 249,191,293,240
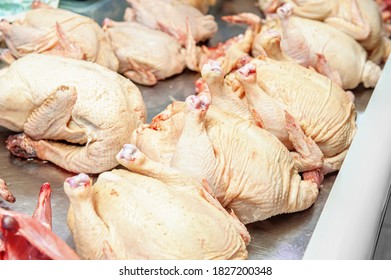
0,0,375,259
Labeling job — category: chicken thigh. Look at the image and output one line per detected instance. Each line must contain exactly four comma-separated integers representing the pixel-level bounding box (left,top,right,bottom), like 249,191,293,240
64,153,249,260
0,5,119,71
0,54,146,174
124,0,218,45
132,94,321,225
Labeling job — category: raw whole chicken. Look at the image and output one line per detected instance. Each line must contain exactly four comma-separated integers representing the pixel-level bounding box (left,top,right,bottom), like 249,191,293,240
0,54,146,174
201,58,357,175
103,19,191,86
64,152,250,260
0,4,119,71
1,183,79,260
124,0,218,45
251,4,383,89
132,94,322,225
0,178,15,203
258,0,391,64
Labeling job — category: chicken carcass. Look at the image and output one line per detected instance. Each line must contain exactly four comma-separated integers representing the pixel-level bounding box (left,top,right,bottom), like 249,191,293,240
202,58,357,174
251,4,382,89
1,183,79,260
258,0,391,64
0,54,146,174
124,0,218,45
103,19,191,86
64,154,250,260
0,4,119,71
133,94,321,225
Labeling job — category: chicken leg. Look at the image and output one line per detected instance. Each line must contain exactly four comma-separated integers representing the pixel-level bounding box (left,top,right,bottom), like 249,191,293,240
201,60,254,122
64,173,109,260
170,94,217,184
116,144,199,187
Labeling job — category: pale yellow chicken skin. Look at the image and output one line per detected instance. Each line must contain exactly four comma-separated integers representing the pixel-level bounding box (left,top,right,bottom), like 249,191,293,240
133,95,321,224
201,58,357,174
252,5,382,89
125,0,218,45
0,54,146,174
104,19,189,86
65,156,250,260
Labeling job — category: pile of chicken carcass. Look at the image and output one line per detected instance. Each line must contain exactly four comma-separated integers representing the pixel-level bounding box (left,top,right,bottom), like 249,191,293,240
0,0,389,260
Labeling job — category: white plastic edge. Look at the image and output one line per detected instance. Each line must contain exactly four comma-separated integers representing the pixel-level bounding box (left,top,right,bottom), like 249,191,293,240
303,58,391,259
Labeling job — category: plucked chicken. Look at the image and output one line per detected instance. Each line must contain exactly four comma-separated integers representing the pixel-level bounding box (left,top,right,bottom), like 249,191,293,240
124,0,218,45
103,18,191,86
1,183,79,260
0,3,119,71
132,94,322,224
64,149,250,260
201,58,357,174
258,0,391,64
0,54,146,174
251,4,382,89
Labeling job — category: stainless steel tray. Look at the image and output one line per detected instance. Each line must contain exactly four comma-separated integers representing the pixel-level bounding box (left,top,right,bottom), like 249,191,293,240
0,0,374,259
